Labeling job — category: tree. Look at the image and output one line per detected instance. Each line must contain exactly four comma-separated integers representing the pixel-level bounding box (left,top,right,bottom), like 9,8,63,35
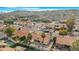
59,27,68,36
5,27,15,37
41,32,46,43
4,19,14,25
19,36,26,42
71,40,79,51
27,33,32,44
66,17,75,33
12,36,19,41
53,37,56,46
17,33,32,45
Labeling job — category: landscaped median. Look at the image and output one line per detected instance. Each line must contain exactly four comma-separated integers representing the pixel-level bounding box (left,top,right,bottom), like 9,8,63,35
10,43,40,51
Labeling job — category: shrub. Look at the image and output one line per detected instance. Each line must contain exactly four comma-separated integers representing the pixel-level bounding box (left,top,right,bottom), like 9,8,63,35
59,29,68,35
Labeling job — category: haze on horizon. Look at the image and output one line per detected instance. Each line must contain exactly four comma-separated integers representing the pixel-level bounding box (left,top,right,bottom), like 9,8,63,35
0,7,79,13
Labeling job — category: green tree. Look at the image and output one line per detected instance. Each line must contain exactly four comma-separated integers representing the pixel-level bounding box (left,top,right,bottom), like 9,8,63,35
27,33,32,44
59,27,68,36
41,32,46,43
66,17,75,33
12,36,19,41
19,36,26,42
5,27,15,37
4,19,14,25
71,40,79,51
59,29,68,36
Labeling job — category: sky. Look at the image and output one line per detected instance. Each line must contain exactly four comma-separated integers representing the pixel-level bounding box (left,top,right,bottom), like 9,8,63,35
0,7,79,12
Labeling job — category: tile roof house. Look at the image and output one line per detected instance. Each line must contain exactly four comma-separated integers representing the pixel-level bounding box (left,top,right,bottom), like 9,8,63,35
31,23,46,31
0,40,7,48
54,23,67,30
73,25,79,31
75,19,79,25
14,21,32,26
0,40,16,51
0,47,16,51
0,32,7,39
0,24,6,31
14,29,29,37
31,32,50,45
56,35,76,46
14,28,50,45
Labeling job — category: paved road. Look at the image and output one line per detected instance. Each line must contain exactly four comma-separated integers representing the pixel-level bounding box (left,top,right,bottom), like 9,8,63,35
3,37,16,45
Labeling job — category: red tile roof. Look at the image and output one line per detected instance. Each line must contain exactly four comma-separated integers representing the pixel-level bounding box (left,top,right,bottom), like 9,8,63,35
31,32,50,45
0,48,16,51
56,35,76,46
15,29,29,37
0,24,6,30
15,29,50,45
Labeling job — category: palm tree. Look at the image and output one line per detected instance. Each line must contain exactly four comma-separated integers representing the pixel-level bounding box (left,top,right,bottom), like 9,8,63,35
53,37,56,46
41,32,46,44
53,37,57,50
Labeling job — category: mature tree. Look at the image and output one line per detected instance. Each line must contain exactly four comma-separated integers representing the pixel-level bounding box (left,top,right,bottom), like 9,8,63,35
71,40,79,51
19,36,26,42
4,19,14,25
66,17,75,33
27,33,32,44
41,32,46,43
5,27,15,37
59,27,68,36
17,33,32,45
12,36,19,41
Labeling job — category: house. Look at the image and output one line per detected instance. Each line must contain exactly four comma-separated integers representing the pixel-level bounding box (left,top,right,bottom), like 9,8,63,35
31,22,46,31
72,25,79,36
51,21,56,29
53,21,68,31
41,28,50,33
14,28,50,45
0,47,16,51
14,21,32,26
14,29,29,37
56,35,76,50
30,32,53,51
75,19,79,25
0,40,16,51
0,40,7,48
0,32,7,39
0,24,6,31
54,23,67,30
15,46,26,51
0,20,4,24
73,25,79,31
59,20,66,24
31,32,50,45
14,21,27,26
16,17,27,21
